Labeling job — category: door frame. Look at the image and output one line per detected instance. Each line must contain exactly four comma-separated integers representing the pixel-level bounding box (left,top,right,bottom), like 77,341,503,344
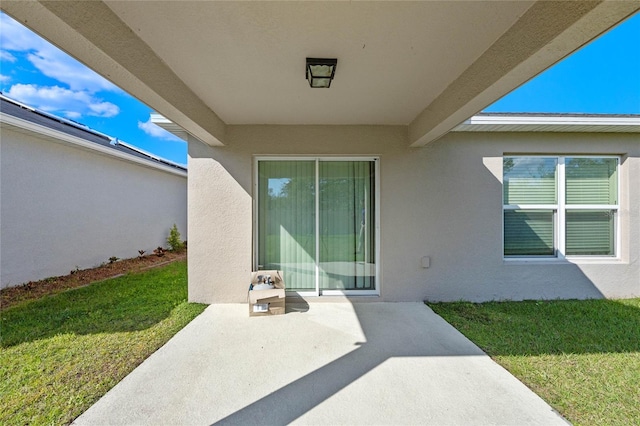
253,156,381,297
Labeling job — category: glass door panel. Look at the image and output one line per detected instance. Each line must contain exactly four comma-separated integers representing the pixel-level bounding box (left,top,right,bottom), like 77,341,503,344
319,161,375,290
258,161,316,291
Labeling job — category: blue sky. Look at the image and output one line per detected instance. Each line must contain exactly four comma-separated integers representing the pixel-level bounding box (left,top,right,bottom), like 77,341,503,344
0,12,187,165
486,12,640,114
1,12,638,165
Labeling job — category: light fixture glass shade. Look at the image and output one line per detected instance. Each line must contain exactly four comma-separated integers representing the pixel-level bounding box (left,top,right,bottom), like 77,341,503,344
309,64,333,77
306,58,337,88
310,77,331,88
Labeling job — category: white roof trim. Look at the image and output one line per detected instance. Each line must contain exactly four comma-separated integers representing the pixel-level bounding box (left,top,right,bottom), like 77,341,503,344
111,139,187,169
454,114,640,133
1,112,187,178
0,93,114,140
154,110,640,140
151,113,190,142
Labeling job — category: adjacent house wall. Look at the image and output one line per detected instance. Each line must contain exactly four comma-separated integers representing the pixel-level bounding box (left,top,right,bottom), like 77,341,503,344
0,126,187,288
188,127,639,303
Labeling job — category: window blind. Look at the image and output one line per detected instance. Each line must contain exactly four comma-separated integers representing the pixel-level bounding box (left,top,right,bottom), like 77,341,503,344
565,158,617,205
566,210,614,256
504,210,554,256
503,157,557,204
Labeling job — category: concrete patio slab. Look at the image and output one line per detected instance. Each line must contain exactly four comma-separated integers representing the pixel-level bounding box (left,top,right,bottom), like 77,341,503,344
73,302,567,425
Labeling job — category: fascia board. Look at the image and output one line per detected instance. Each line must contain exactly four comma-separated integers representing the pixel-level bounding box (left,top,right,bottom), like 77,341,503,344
461,115,640,127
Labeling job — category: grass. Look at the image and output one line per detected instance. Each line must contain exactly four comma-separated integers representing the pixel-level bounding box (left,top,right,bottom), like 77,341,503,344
428,298,640,426
0,260,206,425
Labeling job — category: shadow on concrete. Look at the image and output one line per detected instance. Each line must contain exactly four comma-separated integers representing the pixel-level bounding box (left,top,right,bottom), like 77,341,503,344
285,299,309,314
211,298,640,425
70,304,570,425
214,302,485,425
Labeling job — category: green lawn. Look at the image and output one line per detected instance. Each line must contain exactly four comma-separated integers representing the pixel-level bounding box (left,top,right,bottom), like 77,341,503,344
428,299,640,425
0,260,206,425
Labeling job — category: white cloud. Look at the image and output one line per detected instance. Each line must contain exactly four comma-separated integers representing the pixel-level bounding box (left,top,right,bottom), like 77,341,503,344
0,50,16,62
88,101,120,117
0,13,119,93
6,84,120,118
27,51,119,93
138,117,181,140
0,13,49,52
64,111,82,119
0,74,10,83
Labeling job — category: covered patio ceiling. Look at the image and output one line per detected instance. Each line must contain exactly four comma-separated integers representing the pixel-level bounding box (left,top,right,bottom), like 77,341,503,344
2,1,638,147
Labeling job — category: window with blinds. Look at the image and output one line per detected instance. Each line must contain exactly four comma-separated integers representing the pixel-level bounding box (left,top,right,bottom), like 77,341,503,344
503,156,618,258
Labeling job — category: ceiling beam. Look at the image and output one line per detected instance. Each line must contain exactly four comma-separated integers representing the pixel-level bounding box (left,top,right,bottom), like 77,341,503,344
1,0,226,146
408,0,640,147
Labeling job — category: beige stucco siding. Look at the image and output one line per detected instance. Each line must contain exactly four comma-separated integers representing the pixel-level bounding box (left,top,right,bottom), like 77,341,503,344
188,127,639,303
0,127,187,288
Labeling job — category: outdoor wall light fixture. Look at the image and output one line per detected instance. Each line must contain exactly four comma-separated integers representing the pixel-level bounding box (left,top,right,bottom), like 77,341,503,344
306,58,337,88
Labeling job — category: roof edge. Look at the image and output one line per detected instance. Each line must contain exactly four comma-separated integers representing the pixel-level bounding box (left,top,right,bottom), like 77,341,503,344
454,113,640,132
1,112,187,177
475,112,640,119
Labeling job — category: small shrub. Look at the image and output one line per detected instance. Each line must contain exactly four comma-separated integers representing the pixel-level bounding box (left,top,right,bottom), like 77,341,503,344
138,250,146,259
108,256,120,264
167,224,184,252
153,247,165,257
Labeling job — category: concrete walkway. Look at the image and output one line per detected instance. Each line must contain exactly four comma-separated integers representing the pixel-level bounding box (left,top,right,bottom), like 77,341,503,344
73,303,567,425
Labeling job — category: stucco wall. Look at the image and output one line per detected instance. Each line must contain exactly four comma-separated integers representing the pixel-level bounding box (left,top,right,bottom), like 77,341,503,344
188,126,639,303
0,126,187,288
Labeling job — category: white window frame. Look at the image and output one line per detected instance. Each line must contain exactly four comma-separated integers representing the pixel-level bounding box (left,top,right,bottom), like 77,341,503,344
254,156,381,297
503,155,620,261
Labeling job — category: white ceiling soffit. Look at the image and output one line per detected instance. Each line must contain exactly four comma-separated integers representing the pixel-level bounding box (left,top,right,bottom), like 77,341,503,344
150,113,189,142
2,1,638,147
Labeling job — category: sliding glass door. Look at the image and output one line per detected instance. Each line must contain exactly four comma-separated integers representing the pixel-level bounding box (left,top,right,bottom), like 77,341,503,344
257,158,378,295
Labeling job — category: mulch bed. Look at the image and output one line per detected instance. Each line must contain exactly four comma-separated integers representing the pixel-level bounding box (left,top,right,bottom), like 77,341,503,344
1,250,186,310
